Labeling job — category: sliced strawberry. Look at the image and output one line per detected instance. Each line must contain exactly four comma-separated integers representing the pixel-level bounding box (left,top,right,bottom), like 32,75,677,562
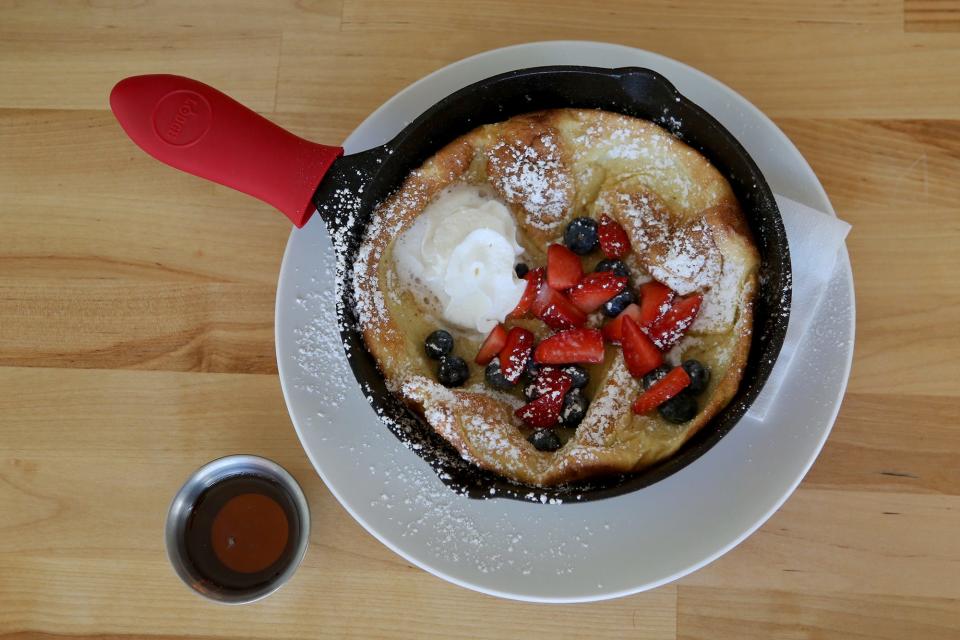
530,368,574,401
515,371,571,428
631,366,691,414
530,278,587,329
539,292,588,330
534,328,605,365
475,323,508,366
567,272,628,314
621,316,664,378
598,215,631,258
647,294,703,350
509,267,543,319
637,281,675,327
531,270,555,316
499,327,534,382
547,243,582,291
601,303,643,344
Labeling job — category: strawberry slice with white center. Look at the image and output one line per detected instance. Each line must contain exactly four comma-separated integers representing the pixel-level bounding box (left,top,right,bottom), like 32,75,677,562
530,275,586,329
539,290,587,330
546,243,582,291
474,323,507,366
515,370,573,428
637,281,674,327
621,316,664,378
647,294,703,350
631,366,691,414
567,272,628,314
508,267,543,319
598,215,631,258
499,326,535,382
601,303,642,344
534,328,605,365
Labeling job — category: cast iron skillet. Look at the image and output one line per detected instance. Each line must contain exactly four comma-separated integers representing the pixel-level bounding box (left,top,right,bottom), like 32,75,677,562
111,66,791,503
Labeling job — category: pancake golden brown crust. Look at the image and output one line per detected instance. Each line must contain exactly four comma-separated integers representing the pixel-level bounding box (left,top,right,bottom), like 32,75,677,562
353,109,760,487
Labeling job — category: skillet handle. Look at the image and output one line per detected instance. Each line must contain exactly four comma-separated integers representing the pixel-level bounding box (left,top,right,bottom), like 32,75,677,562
110,74,343,228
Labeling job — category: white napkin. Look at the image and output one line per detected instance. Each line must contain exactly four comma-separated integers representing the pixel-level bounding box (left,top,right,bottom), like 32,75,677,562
745,194,851,421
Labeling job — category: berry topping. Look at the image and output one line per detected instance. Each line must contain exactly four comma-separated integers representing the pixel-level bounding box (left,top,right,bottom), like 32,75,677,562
647,294,703,350
534,284,587,330
546,243,583,291
474,323,507,366
527,429,562,452
534,328,605,365
594,258,630,278
515,370,572,428
598,215,631,258
508,267,543,319
539,298,588,330
484,359,516,391
559,364,589,389
514,262,529,278
642,365,671,390
567,272,628,314
637,281,675,327
437,355,469,388
523,367,573,400
424,330,454,360
658,392,698,424
515,396,566,429
523,380,540,402
522,356,542,382
524,365,588,399
602,288,635,318
601,303,643,344
682,359,710,394
499,327,535,383
621,316,664,378
631,366,692,415
563,217,599,255
559,388,589,427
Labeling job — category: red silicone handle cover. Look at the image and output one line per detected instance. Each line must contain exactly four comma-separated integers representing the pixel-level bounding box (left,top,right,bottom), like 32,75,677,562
110,74,343,228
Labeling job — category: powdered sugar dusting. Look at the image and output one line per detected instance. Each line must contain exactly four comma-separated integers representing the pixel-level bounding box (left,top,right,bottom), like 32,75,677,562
293,283,350,408
349,163,433,339
694,254,748,333
487,133,572,230
598,191,721,295
573,119,711,210
574,354,635,449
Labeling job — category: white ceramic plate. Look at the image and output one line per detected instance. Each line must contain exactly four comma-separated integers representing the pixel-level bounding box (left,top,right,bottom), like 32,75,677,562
275,41,855,602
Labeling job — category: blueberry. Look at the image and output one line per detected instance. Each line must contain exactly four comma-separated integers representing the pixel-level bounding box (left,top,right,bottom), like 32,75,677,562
682,359,710,395
528,429,562,452
658,391,698,424
642,365,671,391
437,355,469,388
522,378,541,402
522,357,542,382
594,259,630,278
563,217,599,255
485,359,516,391
559,389,589,427
424,330,454,360
602,288,635,317
559,365,589,389
514,262,529,278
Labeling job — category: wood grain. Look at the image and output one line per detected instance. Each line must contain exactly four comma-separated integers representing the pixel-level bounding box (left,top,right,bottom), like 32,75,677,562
1,0,959,638
906,0,960,32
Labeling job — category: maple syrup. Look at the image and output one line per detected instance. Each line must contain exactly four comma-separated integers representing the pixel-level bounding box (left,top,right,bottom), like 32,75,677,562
183,475,301,595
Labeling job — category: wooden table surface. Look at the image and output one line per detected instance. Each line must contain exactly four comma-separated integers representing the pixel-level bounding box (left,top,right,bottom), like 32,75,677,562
2,1,959,638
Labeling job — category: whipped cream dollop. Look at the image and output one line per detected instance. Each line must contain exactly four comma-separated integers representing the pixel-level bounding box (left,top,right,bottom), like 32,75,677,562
393,185,526,334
